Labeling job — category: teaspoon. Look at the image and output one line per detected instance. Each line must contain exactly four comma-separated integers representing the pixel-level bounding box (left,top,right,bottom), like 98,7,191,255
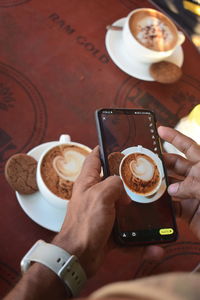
106,25,123,31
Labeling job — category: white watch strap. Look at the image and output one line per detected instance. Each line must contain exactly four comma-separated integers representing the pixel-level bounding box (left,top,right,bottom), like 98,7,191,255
21,240,87,297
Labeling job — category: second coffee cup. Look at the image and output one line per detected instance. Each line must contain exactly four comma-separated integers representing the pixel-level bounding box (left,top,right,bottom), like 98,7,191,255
36,135,91,209
122,8,185,63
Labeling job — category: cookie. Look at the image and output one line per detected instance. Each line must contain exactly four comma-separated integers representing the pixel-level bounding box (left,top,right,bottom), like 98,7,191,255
5,153,38,194
150,61,182,84
108,152,124,175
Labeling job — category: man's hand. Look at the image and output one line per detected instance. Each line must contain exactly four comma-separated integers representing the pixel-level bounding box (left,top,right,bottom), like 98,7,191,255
4,146,164,300
158,126,200,240
53,146,164,277
53,146,124,276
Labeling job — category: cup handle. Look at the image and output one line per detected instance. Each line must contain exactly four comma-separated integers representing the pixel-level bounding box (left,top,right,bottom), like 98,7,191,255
177,31,185,46
59,134,71,143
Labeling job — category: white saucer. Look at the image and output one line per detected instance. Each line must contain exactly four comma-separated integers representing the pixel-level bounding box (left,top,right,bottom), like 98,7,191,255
105,18,184,81
121,147,167,203
124,178,167,203
16,142,67,232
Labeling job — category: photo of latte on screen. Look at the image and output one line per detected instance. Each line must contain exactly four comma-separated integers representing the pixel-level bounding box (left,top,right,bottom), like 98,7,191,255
97,108,177,245
108,145,166,204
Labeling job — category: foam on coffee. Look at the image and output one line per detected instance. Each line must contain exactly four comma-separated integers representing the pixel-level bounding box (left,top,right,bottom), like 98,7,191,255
41,145,89,200
53,149,86,182
129,10,177,51
130,156,154,181
121,153,160,196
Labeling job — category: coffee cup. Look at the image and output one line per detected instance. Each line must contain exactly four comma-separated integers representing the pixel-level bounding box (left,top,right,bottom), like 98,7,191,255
122,8,185,63
119,145,163,200
36,135,91,209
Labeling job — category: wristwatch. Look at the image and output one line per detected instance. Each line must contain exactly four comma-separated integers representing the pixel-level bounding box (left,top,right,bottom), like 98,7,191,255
20,240,87,297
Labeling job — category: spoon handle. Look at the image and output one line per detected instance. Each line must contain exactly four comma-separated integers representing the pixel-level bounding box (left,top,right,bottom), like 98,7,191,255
106,25,123,31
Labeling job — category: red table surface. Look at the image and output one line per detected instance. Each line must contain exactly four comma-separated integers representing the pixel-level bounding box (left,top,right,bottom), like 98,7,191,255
0,0,200,298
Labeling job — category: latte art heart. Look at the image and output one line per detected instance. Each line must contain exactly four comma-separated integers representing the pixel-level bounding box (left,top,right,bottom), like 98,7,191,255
53,149,86,181
120,152,161,196
130,157,154,181
41,144,90,200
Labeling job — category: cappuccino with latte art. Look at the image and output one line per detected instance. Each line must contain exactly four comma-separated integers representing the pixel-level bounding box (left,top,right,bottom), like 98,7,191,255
120,152,161,197
41,144,89,200
122,8,185,63
129,10,177,52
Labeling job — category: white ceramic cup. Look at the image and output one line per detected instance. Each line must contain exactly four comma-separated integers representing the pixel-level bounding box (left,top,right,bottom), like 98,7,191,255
122,8,185,63
119,145,163,200
36,134,91,209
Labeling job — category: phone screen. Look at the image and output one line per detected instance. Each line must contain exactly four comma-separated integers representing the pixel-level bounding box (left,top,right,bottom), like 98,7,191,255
96,108,177,245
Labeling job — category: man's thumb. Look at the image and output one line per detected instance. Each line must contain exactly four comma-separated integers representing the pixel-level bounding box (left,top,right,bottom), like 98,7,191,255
168,178,200,200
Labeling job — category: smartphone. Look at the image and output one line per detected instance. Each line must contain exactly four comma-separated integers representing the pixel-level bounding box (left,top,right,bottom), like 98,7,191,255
95,108,178,246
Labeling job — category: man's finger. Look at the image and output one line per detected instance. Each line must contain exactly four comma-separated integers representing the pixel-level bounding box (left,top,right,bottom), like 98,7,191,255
143,245,165,262
76,146,101,183
158,126,200,163
168,176,200,200
95,175,124,205
162,152,192,177
190,204,200,240
173,197,200,235
172,200,182,218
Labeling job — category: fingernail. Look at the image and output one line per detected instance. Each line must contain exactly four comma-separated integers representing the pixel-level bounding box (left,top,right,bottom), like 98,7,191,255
168,183,179,195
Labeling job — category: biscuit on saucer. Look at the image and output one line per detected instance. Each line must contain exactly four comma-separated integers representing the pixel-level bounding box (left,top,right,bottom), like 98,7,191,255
150,61,182,84
108,152,124,175
5,153,38,194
